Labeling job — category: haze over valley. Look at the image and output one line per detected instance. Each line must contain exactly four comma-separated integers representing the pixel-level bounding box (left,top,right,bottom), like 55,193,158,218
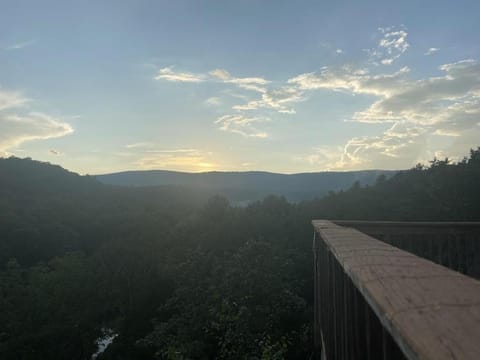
1,1,480,359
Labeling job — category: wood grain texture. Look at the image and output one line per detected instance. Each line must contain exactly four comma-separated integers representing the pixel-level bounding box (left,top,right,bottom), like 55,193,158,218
313,220,480,360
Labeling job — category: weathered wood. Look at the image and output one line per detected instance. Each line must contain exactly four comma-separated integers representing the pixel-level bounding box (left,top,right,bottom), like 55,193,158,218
333,220,480,279
313,220,480,360
333,220,480,228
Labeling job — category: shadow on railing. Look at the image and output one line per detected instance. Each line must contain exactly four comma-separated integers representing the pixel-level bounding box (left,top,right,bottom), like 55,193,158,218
313,220,480,360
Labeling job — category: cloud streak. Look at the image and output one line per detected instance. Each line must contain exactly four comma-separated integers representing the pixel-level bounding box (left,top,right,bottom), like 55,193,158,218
425,47,440,55
154,66,285,136
0,112,73,156
215,114,268,138
154,67,205,82
0,88,73,156
205,96,222,106
0,89,29,111
4,40,34,51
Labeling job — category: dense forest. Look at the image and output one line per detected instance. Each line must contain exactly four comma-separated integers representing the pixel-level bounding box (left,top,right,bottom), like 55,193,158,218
1,148,480,359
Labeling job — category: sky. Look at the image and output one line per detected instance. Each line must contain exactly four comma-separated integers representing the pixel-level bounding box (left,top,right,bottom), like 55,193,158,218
1,0,479,174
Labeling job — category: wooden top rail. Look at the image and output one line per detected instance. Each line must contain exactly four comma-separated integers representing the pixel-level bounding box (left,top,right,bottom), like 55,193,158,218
312,220,480,360
333,220,480,229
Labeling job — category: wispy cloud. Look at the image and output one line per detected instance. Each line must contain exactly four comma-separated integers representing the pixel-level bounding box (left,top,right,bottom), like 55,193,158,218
152,26,479,167
288,65,410,97
126,142,156,149
209,68,270,92
297,145,344,170
205,96,222,106
126,143,202,155
364,27,409,65
154,67,205,82
232,86,304,114
295,58,480,169
336,128,426,169
424,47,440,55
0,87,73,156
226,76,270,93
4,40,34,51
215,114,269,138
154,66,270,95
0,112,73,156
378,28,409,64
154,66,283,136
209,69,231,81
352,60,480,125
301,122,428,171
0,89,29,111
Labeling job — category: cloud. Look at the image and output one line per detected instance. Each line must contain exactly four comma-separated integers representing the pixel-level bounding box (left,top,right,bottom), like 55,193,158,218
215,114,268,138
338,129,427,169
0,88,73,156
155,66,269,92
126,142,156,149
153,66,289,136
4,40,34,51
299,145,344,169
289,59,480,128
154,65,270,93
209,69,231,80
304,122,428,170
152,29,478,157
155,38,410,141
153,67,278,138
365,27,409,65
126,143,201,155
297,58,480,170
352,60,480,125
153,65,283,114
288,65,410,97
232,86,304,114
211,68,270,92
425,47,440,55
226,76,270,93
154,67,205,82
0,112,73,156
205,96,222,106
0,89,29,111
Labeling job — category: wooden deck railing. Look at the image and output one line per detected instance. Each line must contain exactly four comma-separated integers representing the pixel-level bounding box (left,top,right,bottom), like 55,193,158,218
313,220,480,360
334,221,480,279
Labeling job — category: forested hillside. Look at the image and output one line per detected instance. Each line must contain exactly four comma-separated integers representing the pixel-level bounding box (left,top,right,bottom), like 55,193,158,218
1,148,479,359
301,148,480,221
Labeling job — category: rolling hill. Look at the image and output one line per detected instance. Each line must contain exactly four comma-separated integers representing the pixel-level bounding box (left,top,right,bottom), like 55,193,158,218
96,169,397,203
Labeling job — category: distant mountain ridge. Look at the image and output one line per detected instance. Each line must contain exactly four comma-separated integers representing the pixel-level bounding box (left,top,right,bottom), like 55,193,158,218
0,157,398,204
96,169,397,202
